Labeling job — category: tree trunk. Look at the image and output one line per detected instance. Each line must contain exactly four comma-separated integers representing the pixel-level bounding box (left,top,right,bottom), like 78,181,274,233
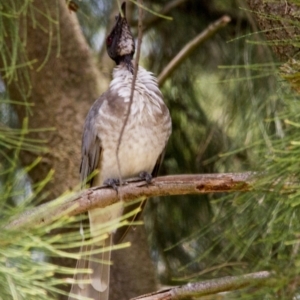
111,226,158,300
246,0,300,62
4,1,107,200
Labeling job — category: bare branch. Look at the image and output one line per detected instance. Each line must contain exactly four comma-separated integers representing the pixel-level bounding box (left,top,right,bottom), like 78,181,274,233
6,172,255,230
131,271,272,300
157,15,231,86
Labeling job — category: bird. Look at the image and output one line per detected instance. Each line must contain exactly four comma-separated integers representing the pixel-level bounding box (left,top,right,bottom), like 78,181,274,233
69,2,171,299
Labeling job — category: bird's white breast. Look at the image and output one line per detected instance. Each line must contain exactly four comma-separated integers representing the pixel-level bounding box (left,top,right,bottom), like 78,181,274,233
95,65,171,184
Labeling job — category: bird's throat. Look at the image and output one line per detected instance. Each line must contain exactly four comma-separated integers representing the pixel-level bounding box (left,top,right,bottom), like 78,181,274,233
117,54,134,74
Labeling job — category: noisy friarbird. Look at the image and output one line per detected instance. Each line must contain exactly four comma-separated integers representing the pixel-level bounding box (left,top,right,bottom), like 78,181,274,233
69,2,171,300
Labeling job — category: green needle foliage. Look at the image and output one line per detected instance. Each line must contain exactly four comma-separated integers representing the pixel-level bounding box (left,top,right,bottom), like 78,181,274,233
0,216,80,300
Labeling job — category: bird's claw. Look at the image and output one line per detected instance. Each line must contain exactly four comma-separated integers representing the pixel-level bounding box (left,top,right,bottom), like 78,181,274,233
139,171,152,184
104,178,120,192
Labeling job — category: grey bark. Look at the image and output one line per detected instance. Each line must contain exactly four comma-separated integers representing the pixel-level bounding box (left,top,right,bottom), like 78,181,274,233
246,0,300,62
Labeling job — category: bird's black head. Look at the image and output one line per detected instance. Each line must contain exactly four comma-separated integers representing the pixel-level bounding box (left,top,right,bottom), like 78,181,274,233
106,2,135,67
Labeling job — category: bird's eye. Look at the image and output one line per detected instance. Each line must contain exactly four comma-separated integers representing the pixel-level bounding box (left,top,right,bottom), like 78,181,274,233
106,36,113,46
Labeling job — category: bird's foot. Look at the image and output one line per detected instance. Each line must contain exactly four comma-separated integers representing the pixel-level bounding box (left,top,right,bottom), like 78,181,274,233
139,171,152,184
104,178,120,192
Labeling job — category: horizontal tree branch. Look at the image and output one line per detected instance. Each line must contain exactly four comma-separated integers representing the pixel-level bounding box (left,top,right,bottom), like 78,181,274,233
132,271,273,300
6,172,256,230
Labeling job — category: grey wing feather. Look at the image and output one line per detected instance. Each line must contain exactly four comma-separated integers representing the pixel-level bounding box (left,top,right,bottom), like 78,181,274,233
151,149,166,178
80,95,106,186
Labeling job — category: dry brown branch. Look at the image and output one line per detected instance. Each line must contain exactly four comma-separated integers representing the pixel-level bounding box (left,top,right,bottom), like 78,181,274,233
131,271,272,300
157,15,231,86
6,172,255,230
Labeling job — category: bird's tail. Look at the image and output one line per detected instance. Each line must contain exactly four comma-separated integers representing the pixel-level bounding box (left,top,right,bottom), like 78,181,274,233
68,235,112,300
69,204,124,300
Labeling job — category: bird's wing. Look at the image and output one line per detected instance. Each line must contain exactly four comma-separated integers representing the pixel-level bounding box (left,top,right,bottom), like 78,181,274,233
151,149,166,178
80,95,105,186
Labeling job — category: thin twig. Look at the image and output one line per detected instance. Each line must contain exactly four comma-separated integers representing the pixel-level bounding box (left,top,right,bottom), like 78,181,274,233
5,172,258,230
116,0,144,187
131,271,273,300
157,15,231,86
